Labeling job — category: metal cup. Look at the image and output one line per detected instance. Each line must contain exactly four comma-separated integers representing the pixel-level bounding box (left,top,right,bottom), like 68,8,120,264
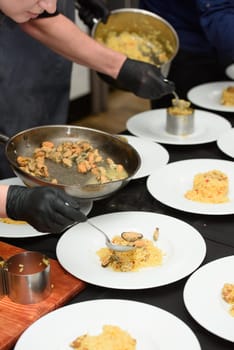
3,251,51,304
166,109,194,136
0,256,5,300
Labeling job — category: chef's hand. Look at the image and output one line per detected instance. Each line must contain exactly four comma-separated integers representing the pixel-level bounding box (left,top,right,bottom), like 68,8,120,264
75,0,110,28
6,186,87,234
99,58,175,100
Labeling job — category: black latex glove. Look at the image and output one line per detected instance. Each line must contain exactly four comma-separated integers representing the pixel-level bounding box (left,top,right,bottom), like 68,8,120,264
6,186,87,234
75,0,110,28
99,58,175,100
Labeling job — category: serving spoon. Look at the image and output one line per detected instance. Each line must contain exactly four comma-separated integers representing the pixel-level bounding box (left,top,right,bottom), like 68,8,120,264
163,78,180,105
61,218,135,252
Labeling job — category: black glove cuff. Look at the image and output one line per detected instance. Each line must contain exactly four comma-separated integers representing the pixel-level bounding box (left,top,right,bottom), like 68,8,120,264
116,58,140,93
6,185,27,220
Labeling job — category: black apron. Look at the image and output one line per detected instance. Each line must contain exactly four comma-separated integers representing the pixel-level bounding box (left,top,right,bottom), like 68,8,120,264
0,0,74,178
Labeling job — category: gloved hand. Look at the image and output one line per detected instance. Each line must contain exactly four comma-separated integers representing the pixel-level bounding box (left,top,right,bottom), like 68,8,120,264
99,58,175,100
75,0,110,28
6,185,87,234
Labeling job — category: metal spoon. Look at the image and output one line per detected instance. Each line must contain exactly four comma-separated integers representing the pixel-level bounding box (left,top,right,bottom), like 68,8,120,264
162,78,180,105
61,219,135,252
172,91,180,106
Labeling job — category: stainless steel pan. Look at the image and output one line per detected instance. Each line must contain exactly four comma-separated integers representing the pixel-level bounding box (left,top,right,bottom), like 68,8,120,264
0,125,140,200
91,8,179,77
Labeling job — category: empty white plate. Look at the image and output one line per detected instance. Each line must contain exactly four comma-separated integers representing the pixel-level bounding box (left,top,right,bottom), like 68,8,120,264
119,135,169,178
217,128,234,158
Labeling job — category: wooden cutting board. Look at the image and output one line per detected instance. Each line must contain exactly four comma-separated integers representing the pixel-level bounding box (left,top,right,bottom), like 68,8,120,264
0,241,86,350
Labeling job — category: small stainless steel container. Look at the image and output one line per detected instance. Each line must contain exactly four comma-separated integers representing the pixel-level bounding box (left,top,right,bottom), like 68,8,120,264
166,109,194,136
0,256,5,300
3,251,51,304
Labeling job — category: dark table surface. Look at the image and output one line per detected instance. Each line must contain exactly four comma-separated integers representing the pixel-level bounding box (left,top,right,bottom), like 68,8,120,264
2,109,234,349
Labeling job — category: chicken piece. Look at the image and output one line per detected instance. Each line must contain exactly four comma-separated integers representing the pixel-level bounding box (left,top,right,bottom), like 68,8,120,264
41,141,54,149
77,160,91,173
17,156,31,167
62,157,73,168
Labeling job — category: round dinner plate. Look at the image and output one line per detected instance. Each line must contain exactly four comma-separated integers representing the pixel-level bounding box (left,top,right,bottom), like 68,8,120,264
56,211,206,290
14,299,201,350
147,159,234,215
187,81,234,112
225,64,234,80
119,134,169,178
126,108,231,145
184,255,234,342
0,177,93,238
217,128,234,158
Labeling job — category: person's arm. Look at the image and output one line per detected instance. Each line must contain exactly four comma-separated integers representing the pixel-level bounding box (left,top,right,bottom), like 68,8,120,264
197,0,234,65
0,185,9,217
0,184,87,233
20,14,126,79
20,14,175,99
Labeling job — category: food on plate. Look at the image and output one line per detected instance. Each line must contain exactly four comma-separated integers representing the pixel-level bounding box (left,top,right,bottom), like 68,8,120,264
221,86,234,106
0,258,4,268
221,283,234,316
167,99,194,116
0,218,27,225
121,231,143,242
166,99,194,135
184,169,229,204
70,325,136,350
97,229,163,271
153,227,160,241
97,31,173,66
17,140,128,185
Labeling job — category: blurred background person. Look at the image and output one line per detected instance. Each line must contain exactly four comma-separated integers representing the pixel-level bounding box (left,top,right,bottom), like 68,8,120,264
0,0,109,179
0,0,174,232
139,0,234,108
0,0,174,178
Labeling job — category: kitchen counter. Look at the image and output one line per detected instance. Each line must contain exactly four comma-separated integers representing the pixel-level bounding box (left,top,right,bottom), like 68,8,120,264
1,109,234,350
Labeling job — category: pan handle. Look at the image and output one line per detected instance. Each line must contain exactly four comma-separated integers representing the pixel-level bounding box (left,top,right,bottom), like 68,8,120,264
0,134,10,144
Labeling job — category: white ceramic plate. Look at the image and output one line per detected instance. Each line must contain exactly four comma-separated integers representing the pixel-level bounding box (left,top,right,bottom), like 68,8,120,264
225,64,234,80
147,159,234,215
217,128,234,158
119,135,169,178
14,299,201,350
187,81,234,112
0,177,93,238
184,255,234,342
126,108,231,145
56,211,206,289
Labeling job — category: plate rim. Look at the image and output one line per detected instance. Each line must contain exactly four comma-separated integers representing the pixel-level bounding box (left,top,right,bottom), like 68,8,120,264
14,298,201,350
225,64,234,80
56,210,206,290
183,255,234,342
217,127,234,158
0,177,93,238
146,158,234,215
187,81,234,112
126,108,231,145
119,134,169,178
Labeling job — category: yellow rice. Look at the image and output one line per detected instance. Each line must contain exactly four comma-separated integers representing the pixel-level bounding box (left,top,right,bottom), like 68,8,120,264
70,325,136,350
185,169,229,204
97,235,163,272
